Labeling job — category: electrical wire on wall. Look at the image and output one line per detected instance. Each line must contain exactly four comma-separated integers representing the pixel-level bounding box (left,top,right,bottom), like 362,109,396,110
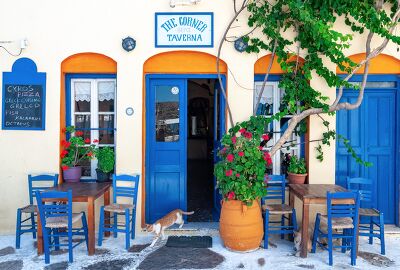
0,39,26,56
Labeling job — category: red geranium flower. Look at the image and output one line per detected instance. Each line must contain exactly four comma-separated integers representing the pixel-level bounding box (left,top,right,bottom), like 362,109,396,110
60,150,68,158
227,191,235,200
225,169,233,177
87,152,93,157
231,136,237,144
244,132,252,139
93,139,99,143
262,134,270,141
227,154,234,162
61,127,66,133
238,151,244,157
75,131,84,136
61,165,69,171
84,138,91,144
239,128,246,134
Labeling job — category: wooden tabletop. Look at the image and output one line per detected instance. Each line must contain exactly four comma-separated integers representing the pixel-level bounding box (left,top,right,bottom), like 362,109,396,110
48,182,111,201
289,184,348,203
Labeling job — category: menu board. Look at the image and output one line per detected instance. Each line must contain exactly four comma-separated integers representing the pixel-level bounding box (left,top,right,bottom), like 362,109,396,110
2,84,44,129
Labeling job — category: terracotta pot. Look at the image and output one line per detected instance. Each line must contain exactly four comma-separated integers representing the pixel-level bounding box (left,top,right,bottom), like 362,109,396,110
219,199,263,252
287,172,307,184
63,166,82,183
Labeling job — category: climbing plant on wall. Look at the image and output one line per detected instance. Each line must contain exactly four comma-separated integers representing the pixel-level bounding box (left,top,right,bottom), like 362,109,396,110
216,0,400,163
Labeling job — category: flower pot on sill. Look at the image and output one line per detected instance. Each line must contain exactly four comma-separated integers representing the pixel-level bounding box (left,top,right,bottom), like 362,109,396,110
219,199,263,252
96,169,111,182
63,166,82,183
287,172,307,184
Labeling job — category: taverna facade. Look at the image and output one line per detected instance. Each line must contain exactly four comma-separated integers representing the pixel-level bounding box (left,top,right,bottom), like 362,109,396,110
0,0,399,234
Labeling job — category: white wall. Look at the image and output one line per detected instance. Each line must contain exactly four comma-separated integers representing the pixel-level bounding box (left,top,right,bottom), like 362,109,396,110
0,0,398,234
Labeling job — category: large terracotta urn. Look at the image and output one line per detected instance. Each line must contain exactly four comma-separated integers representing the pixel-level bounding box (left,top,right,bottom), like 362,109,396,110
219,199,263,252
287,172,308,184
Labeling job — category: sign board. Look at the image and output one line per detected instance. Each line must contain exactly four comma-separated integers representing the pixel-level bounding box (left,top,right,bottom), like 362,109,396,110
155,12,213,48
2,58,46,130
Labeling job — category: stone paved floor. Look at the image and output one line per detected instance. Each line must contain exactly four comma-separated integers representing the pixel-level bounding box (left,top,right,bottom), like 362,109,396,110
0,231,399,269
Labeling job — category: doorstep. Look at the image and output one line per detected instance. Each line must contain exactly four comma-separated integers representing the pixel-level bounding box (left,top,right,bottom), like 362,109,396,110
165,222,219,236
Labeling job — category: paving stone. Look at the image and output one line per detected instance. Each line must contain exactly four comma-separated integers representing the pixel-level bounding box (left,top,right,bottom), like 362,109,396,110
137,247,224,270
95,248,111,255
0,260,23,270
50,249,69,255
0,246,15,257
83,259,133,270
44,261,69,270
257,258,265,266
358,251,395,267
296,264,315,269
128,244,150,253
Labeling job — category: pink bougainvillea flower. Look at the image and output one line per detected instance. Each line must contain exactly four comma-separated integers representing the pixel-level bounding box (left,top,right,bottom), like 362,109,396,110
225,169,233,177
236,173,240,177
258,146,264,151
84,138,91,144
227,154,234,162
244,132,252,139
231,136,237,144
227,191,235,200
61,165,69,171
239,128,246,134
238,151,244,157
263,152,272,166
262,134,270,141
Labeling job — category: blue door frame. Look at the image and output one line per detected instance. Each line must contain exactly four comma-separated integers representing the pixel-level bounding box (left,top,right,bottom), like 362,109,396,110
145,74,226,223
336,74,400,226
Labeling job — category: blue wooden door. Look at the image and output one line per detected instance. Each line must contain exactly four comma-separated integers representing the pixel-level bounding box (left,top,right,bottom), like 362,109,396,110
336,86,397,224
146,79,187,223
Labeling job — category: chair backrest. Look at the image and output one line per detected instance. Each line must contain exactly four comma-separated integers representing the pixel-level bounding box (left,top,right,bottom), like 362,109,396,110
29,174,59,205
261,174,286,205
112,174,140,205
35,190,72,228
327,191,360,227
346,177,374,208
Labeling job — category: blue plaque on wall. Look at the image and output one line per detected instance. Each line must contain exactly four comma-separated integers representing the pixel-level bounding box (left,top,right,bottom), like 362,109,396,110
2,58,46,130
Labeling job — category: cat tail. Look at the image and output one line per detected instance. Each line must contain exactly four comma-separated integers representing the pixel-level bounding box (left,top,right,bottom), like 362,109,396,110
180,210,194,215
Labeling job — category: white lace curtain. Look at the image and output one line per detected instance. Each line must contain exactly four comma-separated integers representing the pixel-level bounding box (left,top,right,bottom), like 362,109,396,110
74,81,115,102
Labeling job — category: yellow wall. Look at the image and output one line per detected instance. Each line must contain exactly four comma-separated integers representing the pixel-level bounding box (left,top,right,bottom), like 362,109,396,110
0,0,399,234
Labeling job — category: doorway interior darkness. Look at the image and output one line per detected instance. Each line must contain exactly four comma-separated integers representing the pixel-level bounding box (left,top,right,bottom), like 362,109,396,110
187,79,216,222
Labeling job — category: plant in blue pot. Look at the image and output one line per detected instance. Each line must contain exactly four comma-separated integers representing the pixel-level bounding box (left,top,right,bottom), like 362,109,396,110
94,146,115,182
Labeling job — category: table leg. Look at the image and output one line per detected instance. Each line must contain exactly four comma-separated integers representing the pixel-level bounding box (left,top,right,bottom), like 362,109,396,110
300,202,310,258
37,212,43,255
104,189,111,237
87,197,95,255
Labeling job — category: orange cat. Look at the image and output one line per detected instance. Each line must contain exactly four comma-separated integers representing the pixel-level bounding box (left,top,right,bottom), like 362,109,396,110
145,209,194,247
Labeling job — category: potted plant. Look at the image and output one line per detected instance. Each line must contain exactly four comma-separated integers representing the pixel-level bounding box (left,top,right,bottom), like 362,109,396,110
214,116,271,252
287,155,307,184
95,146,115,182
61,126,96,182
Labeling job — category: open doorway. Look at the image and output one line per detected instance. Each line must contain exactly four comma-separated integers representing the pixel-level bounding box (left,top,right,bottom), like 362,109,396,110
187,79,216,222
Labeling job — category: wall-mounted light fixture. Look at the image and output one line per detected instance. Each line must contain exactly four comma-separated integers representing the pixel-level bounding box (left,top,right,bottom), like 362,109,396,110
234,37,248,53
0,38,28,56
122,37,136,52
170,0,201,8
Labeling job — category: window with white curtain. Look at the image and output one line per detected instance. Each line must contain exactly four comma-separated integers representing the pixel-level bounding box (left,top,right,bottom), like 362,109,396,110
254,81,301,175
71,78,116,179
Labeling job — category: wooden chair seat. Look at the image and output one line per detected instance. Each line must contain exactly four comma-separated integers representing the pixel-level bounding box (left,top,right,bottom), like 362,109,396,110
320,215,354,229
20,204,38,213
262,204,293,214
104,203,135,213
359,208,380,217
45,213,83,228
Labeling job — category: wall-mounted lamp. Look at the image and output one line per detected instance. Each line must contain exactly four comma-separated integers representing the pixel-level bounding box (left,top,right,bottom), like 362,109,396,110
234,37,248,53
122,37,136,52
170,0,201,8
0,38,28,56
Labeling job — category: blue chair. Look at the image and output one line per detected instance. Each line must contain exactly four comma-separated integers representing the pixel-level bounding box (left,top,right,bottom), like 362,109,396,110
347,177,385,255
311,191,360,266
262,175,297,248
35,190,88,264
16,174,58,249
98,174,140,250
